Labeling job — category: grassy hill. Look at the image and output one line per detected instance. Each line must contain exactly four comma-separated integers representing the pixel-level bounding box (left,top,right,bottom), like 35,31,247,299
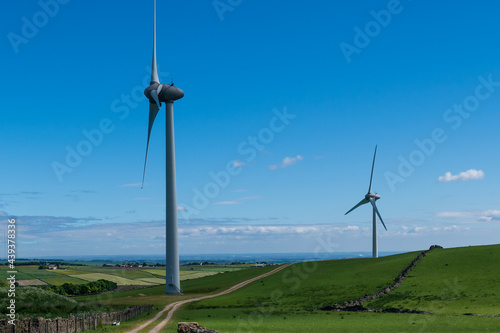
179,251,421,313
366,244,500,315
0,287,113,318
165,245,500,332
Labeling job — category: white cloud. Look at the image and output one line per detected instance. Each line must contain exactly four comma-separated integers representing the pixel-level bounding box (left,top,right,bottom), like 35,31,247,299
269,155,304,170
478,210,500,222
212,196,260,206
238,196,260,201
443,225,460,232
438,169,484,182
179,224,363,238
436,210,500,222
435,211,475,218
344,225,359,231
213,201,241,205
392,224,471,236
233,160,246,167
283,155,303,167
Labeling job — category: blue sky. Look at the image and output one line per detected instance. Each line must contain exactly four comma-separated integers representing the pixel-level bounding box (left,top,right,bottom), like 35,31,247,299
1,0,500,257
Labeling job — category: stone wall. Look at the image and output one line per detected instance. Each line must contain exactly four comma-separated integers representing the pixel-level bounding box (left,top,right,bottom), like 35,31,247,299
0,305,154,333
321,245,443,313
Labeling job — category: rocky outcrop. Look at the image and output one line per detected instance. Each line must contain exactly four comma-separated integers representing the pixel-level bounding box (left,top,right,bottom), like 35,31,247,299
320,245,443,313
178,322,219,333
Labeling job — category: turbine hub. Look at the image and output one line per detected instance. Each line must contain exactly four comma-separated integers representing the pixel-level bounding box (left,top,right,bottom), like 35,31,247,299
144,82,160,103
365,193,381,200
144,83,184,104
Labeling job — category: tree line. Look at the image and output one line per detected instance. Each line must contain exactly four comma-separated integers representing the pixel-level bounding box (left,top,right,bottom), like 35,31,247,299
39,279,117,296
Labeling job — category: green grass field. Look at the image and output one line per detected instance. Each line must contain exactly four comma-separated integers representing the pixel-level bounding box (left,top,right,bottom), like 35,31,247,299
37,275,89,285
365,244,500,315
169,310,500,332
143,269,166,276
71,273,157,286
54,269,94,275
0,266,37,280
67,266,161,279
163,245,500,332
0,266,88,285
177,251,421,315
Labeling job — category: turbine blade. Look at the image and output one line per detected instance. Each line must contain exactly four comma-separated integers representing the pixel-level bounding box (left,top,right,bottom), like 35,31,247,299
151,0,159,84
369,198,387,231
151,88,161,109
142,103,160,188
368,145,377,193
345,198,369,215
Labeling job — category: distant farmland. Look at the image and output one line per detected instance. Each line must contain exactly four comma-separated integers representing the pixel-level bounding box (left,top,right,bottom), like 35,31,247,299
71,272,157,286
0,264,243,287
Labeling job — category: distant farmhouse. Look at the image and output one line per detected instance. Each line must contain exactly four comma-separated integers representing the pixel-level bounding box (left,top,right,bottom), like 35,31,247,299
250,263,266,268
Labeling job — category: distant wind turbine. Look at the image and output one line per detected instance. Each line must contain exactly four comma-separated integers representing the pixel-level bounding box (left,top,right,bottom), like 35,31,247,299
142,0,184,294
345,145,387,258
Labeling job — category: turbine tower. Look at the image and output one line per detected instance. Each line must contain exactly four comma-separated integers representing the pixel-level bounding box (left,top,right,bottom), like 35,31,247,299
345,145,387,258
142,0,184,294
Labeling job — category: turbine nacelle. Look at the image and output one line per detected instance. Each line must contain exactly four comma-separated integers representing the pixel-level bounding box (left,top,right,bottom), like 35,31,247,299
145,83,184,106
365,193,380,201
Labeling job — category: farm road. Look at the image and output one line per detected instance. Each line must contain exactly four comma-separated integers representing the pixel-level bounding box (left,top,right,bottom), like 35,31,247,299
126,263,292,333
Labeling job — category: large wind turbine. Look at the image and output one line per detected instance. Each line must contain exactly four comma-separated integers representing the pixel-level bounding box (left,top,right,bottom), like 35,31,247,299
345,145,387,258
142,0,184,294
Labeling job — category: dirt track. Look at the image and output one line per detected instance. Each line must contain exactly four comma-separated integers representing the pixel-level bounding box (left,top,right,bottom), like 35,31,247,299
126,263,292,333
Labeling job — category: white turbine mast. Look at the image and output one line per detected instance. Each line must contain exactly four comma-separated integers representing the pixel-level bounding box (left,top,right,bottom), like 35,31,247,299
142,0,184,294
345,145,387,258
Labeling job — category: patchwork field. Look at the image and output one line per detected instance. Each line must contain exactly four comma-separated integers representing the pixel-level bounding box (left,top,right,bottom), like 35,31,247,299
17,279,47,286
67,266,161,279
53,269,91,275
0,263,243,287
180,271,221,280
143,269,166,277
137,277,167,284
69,272,160,286
0,266,88,285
